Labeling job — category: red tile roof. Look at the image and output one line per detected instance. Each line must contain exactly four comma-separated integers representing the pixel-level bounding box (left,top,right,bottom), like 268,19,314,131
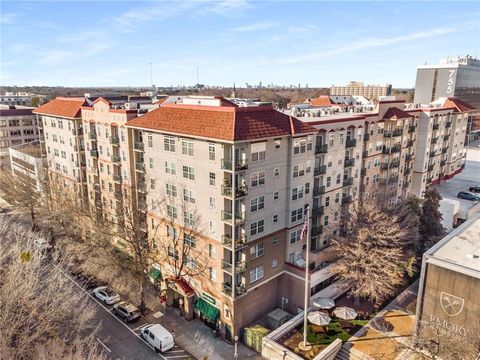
309,96,337,107
383,107,412,119
33,97,86,118
126,102,316,141
443,97,476,113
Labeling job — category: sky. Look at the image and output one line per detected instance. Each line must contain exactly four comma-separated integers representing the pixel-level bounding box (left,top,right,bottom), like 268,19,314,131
1,1,479,88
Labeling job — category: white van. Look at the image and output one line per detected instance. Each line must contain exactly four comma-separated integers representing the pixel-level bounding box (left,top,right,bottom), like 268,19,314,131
140,324,175,353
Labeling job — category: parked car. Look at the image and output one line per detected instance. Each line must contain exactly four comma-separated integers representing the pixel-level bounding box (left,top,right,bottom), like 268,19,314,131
469,185,480,193
113,301,140,322
457,191,480,202
93,286,120,305
33,239,52,252
140,324,175,353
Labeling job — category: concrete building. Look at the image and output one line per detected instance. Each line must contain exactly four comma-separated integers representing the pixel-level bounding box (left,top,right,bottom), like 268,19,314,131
414,56,480,108
8,141,46,191
0,92,47,106
330,81,392,100
416,214,480,352
0,106,39,169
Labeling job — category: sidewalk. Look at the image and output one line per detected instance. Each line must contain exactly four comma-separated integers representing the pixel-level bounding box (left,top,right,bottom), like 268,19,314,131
143,289,261,360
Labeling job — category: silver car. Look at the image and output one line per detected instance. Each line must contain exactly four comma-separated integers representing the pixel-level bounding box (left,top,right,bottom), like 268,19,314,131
93,286,120,305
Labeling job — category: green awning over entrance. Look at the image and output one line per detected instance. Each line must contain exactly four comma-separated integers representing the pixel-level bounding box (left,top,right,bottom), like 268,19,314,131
194,297,220,321
148,267,162,281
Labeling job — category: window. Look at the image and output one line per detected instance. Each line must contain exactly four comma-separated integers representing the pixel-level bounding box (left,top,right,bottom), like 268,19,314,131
336,174,341,184
182,165,195,180
167,205,178,219
272,258,278,268
291,208,303,222
168,247,179,260
164,136,175,152
291,186,304,200
273,215,278,223
149,158,154,169
181,139,194,156
293,137,307,154
209,172,216,186
250,171,265,187
251,142,266,161
184,234,196,247
305,182,310,194
273,191,279,201
208,143,215,160
147,134,153,147
274,168,280,177
209,220,216,234
250,265,264,283
165,161,176,175
209,267,217,280
167,225,177,239
326,176,331,187
183,189,196,203
290,229,301,244
325,196,330,207
250,243,264,260
250,196,265,212
274,138,281,149
250,220,265,236
184,212,195,226
185,256,197,269
209,244,216,258
150,179,155,190
166,184,177,197
324,215,329,226
209,197,216,210
293,164,305,178
335,193,340,204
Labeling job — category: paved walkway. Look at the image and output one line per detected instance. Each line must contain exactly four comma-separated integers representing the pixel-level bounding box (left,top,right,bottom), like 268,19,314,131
143,288,261,360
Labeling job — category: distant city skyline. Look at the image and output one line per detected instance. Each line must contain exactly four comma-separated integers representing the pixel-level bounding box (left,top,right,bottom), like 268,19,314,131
1,1,479,88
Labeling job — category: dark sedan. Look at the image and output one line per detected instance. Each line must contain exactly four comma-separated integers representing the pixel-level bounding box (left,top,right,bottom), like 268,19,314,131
457,191,480,202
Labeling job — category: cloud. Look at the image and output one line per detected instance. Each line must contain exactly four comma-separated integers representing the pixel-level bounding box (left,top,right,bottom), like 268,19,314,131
281,27,459,64
0,13,19,25
232,21,278,32
38,42,112,65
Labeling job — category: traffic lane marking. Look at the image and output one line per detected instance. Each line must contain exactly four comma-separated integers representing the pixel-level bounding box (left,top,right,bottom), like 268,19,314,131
97,337,112,353
53,265,168,360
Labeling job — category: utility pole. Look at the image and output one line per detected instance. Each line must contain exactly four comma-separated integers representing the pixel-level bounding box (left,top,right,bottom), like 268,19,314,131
196,67,199,86
149,62,153,88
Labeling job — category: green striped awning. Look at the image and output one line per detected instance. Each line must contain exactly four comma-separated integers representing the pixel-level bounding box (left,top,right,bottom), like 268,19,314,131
148,267,162,281
194,297,220,321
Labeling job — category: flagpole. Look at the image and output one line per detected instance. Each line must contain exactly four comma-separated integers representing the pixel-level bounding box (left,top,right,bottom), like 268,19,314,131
301,206,312,350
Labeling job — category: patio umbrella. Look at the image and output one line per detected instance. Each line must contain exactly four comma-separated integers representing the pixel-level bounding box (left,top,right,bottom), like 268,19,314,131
333,307,358,320
307,311,331,326
313,298,335,310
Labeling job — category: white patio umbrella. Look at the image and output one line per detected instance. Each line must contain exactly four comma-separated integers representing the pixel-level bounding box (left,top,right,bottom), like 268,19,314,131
313,298,335,310
333,307,358,320
307,311,331,326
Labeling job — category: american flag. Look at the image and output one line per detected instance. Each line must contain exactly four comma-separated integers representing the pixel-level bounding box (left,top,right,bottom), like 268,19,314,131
300,215,309,241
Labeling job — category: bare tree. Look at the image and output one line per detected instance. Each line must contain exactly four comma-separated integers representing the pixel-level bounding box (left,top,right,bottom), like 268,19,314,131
0,217,107,360
332,200,410,305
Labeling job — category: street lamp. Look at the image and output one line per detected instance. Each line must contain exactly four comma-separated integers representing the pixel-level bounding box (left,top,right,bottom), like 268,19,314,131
233,335,238,359
283,349,287,360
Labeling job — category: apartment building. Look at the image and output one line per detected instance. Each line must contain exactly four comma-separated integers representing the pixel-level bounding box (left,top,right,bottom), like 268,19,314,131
0,107,39,169
81,97,138,222
0,92,46,106
408,97,474,197
125,96,318,341
330,81,392,100
8,141,45,191
33,97,88,201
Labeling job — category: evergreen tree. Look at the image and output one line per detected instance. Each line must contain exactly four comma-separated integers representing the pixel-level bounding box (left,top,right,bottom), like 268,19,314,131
420,188,445,251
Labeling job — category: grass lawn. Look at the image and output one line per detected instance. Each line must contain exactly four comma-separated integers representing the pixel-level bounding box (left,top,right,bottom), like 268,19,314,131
304,320,368,345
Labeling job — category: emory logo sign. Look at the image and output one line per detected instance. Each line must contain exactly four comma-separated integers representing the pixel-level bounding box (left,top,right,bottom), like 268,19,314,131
440,292,464,317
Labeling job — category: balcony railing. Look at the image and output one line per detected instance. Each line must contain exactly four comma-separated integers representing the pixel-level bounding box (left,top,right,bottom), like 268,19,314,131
346,138,357,148
114,191,123,200
135,161,145,172
313,185,326,197
361,168,367,176
405,154,414,162
343,177,354,187
111,155,121,163
442,147,449,154
90,149,98,157
235,160,248,171
388,175,399,184
134,142,144,151
236,186,248,197
314,165,327,176
221,159,233,171
445,121,452,129
342,195,352,205
404,168,411,175
315,144,328,154
428,164,434,172
113,175,122,182
429,151,437,158
222,260,247,274
344,158,355,168
443,134,450,141
390,161,400,169
222,283,246,297
407,139,414,147
89,132,97,140
431,137,438,144
384,129,403,137
221,234,247,249
383,145,401,154
221,210,247,224
440,160,446,166
312,205,324,217
408,125,416,133
110,136,120,145
433,123,440,131
137,182,146,192
364,133,370,141
311,225,323,236
221,185,232,197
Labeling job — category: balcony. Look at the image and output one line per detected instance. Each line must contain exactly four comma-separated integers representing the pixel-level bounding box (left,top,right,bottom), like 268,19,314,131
312,205,324,217
221,159,233,171
443,134,450,141
134,142,144,151
222,260,247,274
364,133,370,141
221,185,232,197
384,129,403,137
111,155,121,163
388,175,399,184
221,210,247,224
137,182,146,192
311,225,323,236
390,162,400,169
344,158,355,168
408,125,416,133
440,160,446,166
442,147,448,154
428,164,434,172
361,168,367,176
431,137,438,144
135,161,145,172
314,165,327,176
138,222,147,232
362,150,369,158
346,138,357,148
404,168,411,175
315,144,328,154
383,145,401,154
110,136,120,145
235,160,248,171
381,163,389,170
445,121,452,128
89,132,97,140
90,149,99,157
113,175,122,183
90,167,99,175
114,191,122,200
427,177,433,183
407,139,414,147
343,177,354,187
221,234,247,249
222,283,247,297
342,195,352,205
429,151,437,158
432,123,440,131
313,185,326,196
236,186,248,198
